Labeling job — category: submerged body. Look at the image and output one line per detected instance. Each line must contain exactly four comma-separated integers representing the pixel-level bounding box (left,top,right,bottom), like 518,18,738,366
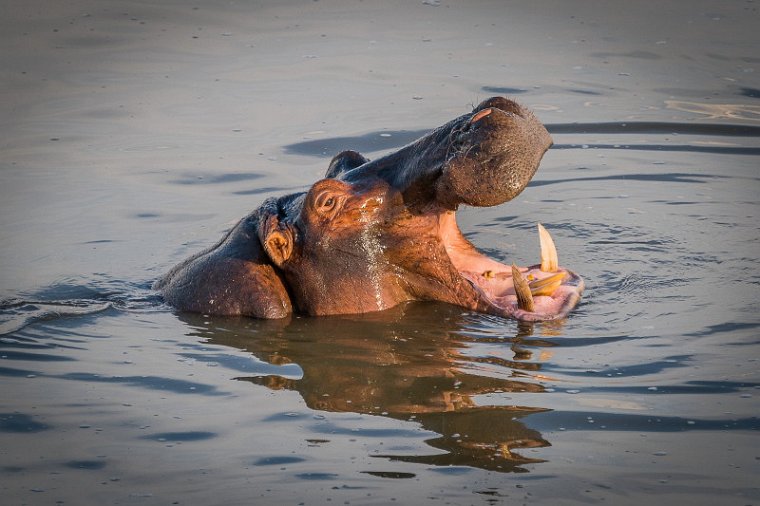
155,97,584,321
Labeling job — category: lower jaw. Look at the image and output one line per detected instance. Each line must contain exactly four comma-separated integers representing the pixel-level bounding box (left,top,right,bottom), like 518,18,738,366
462,266,584,322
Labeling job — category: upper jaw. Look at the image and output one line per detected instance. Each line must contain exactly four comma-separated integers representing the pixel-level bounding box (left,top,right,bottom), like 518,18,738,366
340,97,552,212
433,102,553,210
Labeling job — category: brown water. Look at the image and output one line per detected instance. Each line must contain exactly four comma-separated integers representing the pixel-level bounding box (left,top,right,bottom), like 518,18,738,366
1,1,759,504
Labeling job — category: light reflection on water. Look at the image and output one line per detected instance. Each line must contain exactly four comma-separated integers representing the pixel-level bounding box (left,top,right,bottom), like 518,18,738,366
1,0,759,504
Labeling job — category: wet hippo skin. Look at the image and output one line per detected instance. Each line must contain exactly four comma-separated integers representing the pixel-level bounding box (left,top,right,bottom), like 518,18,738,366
154,97,584,321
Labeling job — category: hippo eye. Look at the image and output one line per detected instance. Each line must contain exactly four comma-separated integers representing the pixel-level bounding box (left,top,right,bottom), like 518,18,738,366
314,191,341,215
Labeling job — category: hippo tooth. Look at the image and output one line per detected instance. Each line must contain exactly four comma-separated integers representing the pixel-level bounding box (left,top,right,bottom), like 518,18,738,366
512,264,535,312
538,223,559,272
529,271,566,296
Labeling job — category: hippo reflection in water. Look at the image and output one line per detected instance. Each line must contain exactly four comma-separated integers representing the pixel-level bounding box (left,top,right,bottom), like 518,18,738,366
155,97,584,321
179,304,555,472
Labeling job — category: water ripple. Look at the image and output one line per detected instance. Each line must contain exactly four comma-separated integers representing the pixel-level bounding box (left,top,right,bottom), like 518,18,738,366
0,300,112,336
530,410,759,432
0,279,164,336
548,121,760,137
0,413,51,433
141,431,217,442
58,372,226,396
551,143,760,156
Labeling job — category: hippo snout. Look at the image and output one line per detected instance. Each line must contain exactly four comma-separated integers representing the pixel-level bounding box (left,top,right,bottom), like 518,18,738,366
434,98,553,208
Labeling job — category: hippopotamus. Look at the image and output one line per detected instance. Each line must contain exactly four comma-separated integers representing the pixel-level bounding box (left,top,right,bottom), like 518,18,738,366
154,97,584,321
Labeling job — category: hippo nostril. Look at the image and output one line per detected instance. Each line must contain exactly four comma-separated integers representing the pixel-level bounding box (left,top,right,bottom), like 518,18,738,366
470,108,493,124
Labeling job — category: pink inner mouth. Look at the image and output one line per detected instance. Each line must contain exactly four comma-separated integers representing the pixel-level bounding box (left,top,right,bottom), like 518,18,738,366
439,212,584,321
459,266,584,322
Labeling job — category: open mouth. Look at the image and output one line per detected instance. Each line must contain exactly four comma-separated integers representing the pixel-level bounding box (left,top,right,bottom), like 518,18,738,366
443,216,584,322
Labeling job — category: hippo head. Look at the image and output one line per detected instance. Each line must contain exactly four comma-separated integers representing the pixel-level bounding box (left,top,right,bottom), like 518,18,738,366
258,97,583,321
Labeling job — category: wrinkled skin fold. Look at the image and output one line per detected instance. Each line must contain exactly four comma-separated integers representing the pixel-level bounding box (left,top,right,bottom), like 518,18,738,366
154,97,584,321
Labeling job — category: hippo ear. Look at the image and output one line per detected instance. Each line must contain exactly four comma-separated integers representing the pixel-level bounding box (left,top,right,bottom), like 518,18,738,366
325,150,369,178
257,198,294,268
263,228,293,267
